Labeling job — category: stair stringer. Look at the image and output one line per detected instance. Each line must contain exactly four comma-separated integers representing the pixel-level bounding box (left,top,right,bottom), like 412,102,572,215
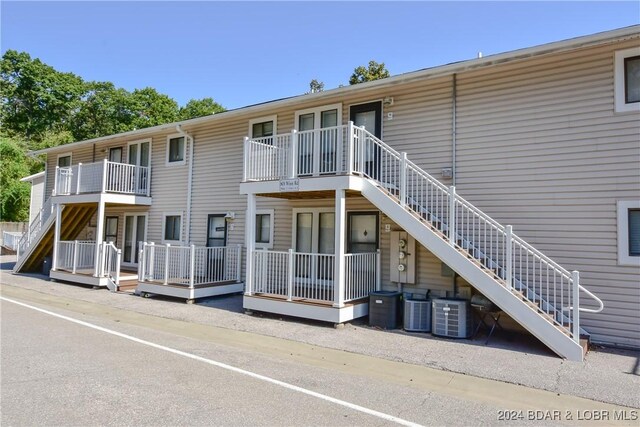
360,179,583,361
13,211,57,273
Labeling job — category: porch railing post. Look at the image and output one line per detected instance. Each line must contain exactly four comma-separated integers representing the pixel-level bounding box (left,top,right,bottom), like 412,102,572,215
287,249,294,301
358,126,366,174
243,137,249,181
149,242,155,281
312,128,320,176
164,243,170,285
505,225,513,290
101,159,108,193
236,244,242,282
399,152,407,207
53,166,59,196
376,249,381,291
139,242,146,282
76,163,82,194
115,248,121,286
572,270,580,344
289,130,298,179
72,240,79,274
189,244,196,289
347,121,354,175
448,186,456,245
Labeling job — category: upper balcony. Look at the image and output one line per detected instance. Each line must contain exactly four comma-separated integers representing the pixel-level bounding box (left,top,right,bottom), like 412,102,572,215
53,159,152,205
240,123,392,197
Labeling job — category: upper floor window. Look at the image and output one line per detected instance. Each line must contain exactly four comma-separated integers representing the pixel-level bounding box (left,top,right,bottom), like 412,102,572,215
166,135,185,165
617,201,640,266
249,115,277,144
614,47,640,113
57,153,72,167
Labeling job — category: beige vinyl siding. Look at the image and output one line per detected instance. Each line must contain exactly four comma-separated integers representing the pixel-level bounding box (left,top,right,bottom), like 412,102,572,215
454,39,640,347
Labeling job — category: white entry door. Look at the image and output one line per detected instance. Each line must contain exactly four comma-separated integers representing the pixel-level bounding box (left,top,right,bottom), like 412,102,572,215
296,105,341,176
123,214,147,265
128,140,151,194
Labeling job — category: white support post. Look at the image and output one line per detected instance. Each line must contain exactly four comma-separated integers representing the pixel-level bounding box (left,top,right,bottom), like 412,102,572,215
376,249,382,291
505,225,513,290
572,270,580,343
334,189,346,308
76,163,82,194
245,194,256,295
189,244,196,289
399,152,407,207
93,200,105,277
164,244,170,285
448,186,456,245
287,249,294,301
101,159,108,193
72,240,79,274
347,121,354,175
336,126,343,174
236,244,242,282
243,137,249,182
289,130,298,179
51,203,62,271
115,249,121,286
53,166,59,196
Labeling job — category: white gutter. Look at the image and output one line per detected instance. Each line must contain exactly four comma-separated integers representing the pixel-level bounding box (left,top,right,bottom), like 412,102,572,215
176,124,194,245
29,25,639,157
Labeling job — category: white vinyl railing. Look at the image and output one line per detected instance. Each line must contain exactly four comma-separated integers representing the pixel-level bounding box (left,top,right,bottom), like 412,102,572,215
54,159,150,196
2,231,23,251
101,242,122,286
17,195,55,261
56,240,96,273
139,243,242,287
251,249,379,304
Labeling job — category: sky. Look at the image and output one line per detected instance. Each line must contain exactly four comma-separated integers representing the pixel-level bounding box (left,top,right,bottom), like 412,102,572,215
2,1,639,110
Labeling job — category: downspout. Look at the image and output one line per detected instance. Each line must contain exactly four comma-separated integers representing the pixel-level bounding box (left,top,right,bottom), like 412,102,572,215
452,73,457,187
176,124,194,244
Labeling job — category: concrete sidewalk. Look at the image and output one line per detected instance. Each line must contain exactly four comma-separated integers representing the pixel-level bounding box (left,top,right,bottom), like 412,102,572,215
1,255,638,409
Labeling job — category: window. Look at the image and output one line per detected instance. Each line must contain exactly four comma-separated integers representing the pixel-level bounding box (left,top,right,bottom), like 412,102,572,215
166,135,185,165
163,214,182,242
255,209,274,249
104,216,119,245
249,115,277,144
109,147,123,163
347,212,379,253
617,201,640,266
57,153,72,167
614,47,640,113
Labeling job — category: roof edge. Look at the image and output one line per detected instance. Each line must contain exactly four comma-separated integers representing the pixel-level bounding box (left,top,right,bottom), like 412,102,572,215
31,24,640,156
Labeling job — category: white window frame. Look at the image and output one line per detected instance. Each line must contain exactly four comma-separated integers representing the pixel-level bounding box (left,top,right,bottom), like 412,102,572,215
57,152,72,167
162,212,183,244
617,200,640,266
165,134,186,166
614,47,640,113
255,209,275,249
127,138,153,167
248,115,278,139
294,103,343,131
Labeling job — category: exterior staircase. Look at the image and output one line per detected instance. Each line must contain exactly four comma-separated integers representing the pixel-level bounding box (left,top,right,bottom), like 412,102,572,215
14,197,97,273
351,127,603,361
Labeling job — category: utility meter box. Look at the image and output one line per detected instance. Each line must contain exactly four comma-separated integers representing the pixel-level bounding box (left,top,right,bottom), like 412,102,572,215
390,231,415,284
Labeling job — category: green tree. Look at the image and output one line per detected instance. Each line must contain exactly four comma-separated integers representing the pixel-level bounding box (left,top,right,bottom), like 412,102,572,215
129,87,179,130
0,50,84,141
70,81,134,141
308,79,324,94
179,97,225,120
0,137,40,221
349,60,390,85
